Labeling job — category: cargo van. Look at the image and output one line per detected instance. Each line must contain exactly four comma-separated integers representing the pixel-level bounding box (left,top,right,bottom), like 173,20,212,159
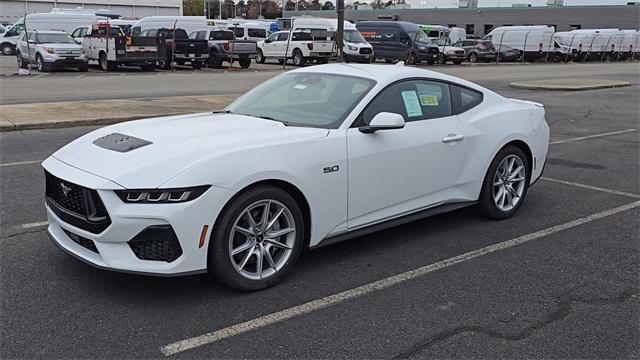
227,21,274,41
553,28,633,61
485,25,555,60
356,21,439,65
0,12,107,55
130,16,207,37
420,25,466,44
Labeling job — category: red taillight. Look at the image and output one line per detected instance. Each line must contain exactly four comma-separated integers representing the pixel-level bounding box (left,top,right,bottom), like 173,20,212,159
307,42,313,50
223,42,230,51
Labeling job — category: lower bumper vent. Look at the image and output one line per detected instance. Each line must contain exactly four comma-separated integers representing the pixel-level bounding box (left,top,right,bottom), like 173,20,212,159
128,225,182,262
63,229,99,253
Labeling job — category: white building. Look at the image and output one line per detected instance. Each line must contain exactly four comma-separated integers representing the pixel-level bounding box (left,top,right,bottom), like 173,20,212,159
0,0,183,24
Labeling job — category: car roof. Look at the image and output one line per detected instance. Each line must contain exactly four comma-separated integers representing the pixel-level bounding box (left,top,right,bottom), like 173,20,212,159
288,63,489,93
31,30,67,34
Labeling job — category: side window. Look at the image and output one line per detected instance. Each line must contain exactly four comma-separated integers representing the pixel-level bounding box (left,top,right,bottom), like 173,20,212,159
362,80,452,124
292,32,312,41
71,28,81,37
6,23,25,37
130,26,141,37
248,28,266,38
451,85,483,114
277,32,289,41
232,27,244,38
266,32,278,42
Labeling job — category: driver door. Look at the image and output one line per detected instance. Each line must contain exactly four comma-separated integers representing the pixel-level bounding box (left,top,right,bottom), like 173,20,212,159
263,32,279,56
346,79,468,229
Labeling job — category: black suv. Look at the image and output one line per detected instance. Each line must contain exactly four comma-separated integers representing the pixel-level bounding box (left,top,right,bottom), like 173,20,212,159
355,21,439,65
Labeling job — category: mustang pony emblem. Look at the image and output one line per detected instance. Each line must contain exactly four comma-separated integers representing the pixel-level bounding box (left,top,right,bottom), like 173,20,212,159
60,183,72,197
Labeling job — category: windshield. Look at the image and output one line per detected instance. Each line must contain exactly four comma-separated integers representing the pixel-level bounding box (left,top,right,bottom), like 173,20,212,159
344,29,366,43
37,33,76,44
227,73,376,129
433,38,447,46
408,30,431,44
555,35,572,46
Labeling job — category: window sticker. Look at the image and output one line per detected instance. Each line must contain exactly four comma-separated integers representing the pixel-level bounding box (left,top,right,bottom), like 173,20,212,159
401,90,423,117
419,94,439,106
293,84,307,90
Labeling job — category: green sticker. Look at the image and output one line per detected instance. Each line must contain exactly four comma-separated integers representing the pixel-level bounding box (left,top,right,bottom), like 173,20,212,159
420,95,439,106
401,90,422,117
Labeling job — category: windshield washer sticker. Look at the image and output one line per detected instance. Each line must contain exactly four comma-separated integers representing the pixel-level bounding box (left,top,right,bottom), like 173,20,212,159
293,84,307,90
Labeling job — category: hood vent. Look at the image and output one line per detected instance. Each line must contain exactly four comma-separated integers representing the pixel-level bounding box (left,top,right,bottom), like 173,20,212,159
93,133,152,153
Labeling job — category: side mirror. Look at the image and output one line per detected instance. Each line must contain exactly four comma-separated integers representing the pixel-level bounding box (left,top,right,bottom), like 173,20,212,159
359,112,405,133
264,38,272,43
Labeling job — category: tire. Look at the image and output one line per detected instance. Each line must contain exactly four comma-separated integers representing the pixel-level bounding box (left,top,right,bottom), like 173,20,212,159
452,60,463,65
238,59,251,69
78,62,89,72
208,51,222,68
478,145,530,220
16,53,27,69
176,59,186,66
469,52,479,63
438,54,447,65
192,61,203,69
208,185,306,291
35,54,49,72
255,49,266,64
99,52,115,71
1,43,15,56
160,57,172,70
406,53,418,65
292,50,305,67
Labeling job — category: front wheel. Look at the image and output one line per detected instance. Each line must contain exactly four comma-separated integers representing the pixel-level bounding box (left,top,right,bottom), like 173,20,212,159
16,53,27,69
36,54,49,72
238,59,251,69
478,145,530,219
192,61,203,69
208,185,305,291
255,49,266,64
406,53,418,65
469,52,479,63
1,43,15,56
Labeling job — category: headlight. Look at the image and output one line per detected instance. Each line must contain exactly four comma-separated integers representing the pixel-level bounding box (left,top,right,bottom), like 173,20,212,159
115,185,211,203
347,45,357,51
43,47,55,54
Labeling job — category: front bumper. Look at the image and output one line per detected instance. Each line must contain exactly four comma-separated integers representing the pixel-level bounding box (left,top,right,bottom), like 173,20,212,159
44,53,88,66
43,157,231,276
344,52,372,62
443,53,466,61
174,53,209,61
417,52,439,62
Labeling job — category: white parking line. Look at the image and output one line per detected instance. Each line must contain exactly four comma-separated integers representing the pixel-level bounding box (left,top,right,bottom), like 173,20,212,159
14,221,48,229
0,160,41,167
160,200,640,356
550,128,637,145
541,177,640,199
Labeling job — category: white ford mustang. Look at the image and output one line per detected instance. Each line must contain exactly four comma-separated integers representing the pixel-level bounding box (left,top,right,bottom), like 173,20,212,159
43,64,549,290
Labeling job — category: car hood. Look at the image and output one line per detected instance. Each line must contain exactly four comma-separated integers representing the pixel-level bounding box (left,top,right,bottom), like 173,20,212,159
51,113,329,189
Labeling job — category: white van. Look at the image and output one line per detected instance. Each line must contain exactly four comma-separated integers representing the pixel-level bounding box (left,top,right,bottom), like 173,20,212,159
130,16,207,36
554,28,633,61
227,21,273,41
486,25,555,60
292,18,373,62
421,25,466,44
0,12,106,55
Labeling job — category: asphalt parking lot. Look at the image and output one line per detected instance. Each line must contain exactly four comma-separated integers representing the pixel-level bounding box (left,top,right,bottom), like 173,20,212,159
0,61,638,358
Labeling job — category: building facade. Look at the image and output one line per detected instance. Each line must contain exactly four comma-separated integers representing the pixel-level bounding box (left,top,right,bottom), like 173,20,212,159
285,5,639,36
0,0,183,24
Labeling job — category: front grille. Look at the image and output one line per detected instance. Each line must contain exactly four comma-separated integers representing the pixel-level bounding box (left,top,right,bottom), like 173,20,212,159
63,229,99,253
45,170,111,234
128,226,182,263
359,48,372,55
455,50,465,55
58,50,81,57
428,47,439,54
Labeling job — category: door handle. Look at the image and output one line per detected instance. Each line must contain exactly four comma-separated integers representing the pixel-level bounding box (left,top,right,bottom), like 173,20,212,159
442,134,464,143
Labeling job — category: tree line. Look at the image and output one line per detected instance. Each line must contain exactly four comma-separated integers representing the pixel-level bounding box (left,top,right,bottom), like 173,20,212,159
183,0,336,19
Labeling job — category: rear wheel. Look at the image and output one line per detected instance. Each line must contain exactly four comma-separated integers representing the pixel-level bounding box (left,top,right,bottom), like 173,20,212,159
469,52,479,63
292,50,305,66
1,43,15,56
78,62,89,72
99,52,116,71
478,145,530,219
452,60,463,65
406,53,418,65
208,51,223,68
208,185,305,291
192,61,203,69
255,49,266,63
238,59,251,69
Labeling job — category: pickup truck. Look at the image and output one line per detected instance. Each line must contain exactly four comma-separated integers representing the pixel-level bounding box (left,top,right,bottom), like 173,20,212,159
144,28,209,70
256,30,335,66
189,29,257,69
79,23,164,71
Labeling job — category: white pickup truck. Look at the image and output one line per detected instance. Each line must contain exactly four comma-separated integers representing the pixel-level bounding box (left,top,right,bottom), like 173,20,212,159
78,23,164,71
256,30,335,66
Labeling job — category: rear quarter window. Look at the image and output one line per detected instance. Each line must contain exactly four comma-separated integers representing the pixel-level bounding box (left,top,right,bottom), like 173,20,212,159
451,85,483,114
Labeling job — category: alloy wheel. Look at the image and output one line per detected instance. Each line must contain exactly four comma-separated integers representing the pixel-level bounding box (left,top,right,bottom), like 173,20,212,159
228,199,296,280
492,155,526,212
